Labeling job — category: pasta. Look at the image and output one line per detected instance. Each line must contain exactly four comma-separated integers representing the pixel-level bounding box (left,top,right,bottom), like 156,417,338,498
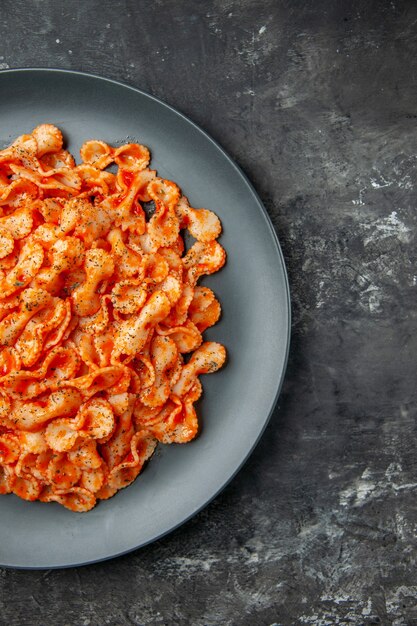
0,125,226,512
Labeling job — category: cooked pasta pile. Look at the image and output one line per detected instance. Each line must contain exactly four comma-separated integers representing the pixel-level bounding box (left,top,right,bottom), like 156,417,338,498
0,124,226,511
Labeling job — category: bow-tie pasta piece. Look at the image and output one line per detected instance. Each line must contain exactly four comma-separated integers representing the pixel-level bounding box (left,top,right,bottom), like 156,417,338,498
78,295,113,336
172,342,226,397
112,291,171,362
60,197,112,245
72,248,115,317
41,486,97,513
100,406,135,474
68,439,103,470
188,286,222,332
77,398,116,440
149,379,203,444
65,365,127,398
140,336,179,408
0,347,21,378
147,178,180,248
0,288,51,348
80,140,114,170
14,298,71,367
0,433,20,465
0,241,44,298
107,228,144,278
176,196,222,242
114,143,150,171
76,164,117,197
11,388,83,431
111,278,148,315
9,162,82,195
110,169,151,228
0,465,16,495
0,230,14,259
103,431,157,498
40,149,75,171
32,124,64,157
156,319,202,353
34,237,85,294
183,240,226,285
0,179,38,208
0,205,34,240
45,418,79,453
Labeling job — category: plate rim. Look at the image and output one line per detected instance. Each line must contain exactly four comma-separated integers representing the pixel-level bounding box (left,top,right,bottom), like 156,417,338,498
0,67,291,569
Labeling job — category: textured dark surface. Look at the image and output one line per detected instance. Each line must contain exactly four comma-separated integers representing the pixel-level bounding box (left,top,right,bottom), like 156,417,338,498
1,0,417,624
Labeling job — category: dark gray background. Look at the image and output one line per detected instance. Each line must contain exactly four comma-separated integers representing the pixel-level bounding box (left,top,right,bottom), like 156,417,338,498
1,0,416,624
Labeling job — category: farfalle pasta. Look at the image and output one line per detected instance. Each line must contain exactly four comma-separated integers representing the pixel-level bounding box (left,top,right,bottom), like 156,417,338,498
0,124,226,512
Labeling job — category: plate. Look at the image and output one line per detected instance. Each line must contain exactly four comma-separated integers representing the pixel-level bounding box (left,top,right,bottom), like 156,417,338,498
0,68,290,569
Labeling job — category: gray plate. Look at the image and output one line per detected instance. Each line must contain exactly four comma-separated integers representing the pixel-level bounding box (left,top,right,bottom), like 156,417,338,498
0,68,290,569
